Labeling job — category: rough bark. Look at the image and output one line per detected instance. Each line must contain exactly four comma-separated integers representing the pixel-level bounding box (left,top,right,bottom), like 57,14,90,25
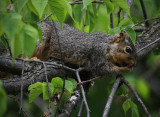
135,20,160,58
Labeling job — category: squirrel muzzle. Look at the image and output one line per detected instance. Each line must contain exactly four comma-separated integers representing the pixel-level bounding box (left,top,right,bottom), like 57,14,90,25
109,32,136,73
109,52,136,73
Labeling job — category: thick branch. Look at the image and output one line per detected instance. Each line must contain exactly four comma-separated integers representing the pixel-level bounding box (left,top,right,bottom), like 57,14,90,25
2,60,67,94
0,57,23,75
135,19,160,58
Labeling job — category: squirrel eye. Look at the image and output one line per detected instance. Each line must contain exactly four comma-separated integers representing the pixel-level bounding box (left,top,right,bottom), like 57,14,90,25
125,46,132,53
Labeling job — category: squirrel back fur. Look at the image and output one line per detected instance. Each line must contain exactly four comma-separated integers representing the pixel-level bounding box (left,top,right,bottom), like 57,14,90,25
33,21,136,76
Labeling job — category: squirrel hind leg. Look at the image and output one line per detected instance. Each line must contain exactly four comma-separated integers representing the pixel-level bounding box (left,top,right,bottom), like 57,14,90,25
32,38,51,61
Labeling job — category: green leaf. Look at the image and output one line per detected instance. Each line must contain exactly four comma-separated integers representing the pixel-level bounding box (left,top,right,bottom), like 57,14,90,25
130,101,139,117
51,77,63,87
51,77,63,92
31,0,48,18
114,27,121,34
30,23,43,42
112,0,130,16
122,26,136,44
42,82,49,100
67,78,77,90
28,82,42,91
63,0,73,20
73,5,83,24
85,4,96,32
9,22,24,59
0,88,7,117
104,0,114,13
122,99,139,117
122,99,131,116
14,0,28,12
93,5,110,32
119,18,133,27
109,27,121,34
42,82,54,100
49,0,66,27
28,82,43,103
65,80,73,93
0,15,4,36
20,24,38,57
83,0,94,9
2,13,22,40
27,0,39,16
0,0,10,12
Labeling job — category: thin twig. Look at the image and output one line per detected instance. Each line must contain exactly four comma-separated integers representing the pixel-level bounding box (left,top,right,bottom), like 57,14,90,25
78,100,84,117
20,60,25,113
69,1,104,5
102,75,122,117
139,0,149,27
110,13,113,28
137,38,160,54
117,8,122,24
134,27,145,32
43,62,51,115
76,76,101,86
82,8,86,32
38,13,52,23
76,68,90,117
121,77,151,117
3,35,12,57
132,16,160,28
16,58,77,72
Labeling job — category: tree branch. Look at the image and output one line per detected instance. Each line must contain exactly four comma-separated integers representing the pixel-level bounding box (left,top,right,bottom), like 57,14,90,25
139,0,149,27
57,88,81,117
0,57,23,75
124,0,134,19
2,59,68,94
76,69,90,117
121,77,151,117
102,75,122,117
135,19,160,58
69,1,104,5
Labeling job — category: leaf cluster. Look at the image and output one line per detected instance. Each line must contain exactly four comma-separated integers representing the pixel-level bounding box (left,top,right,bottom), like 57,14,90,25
28,77,77,103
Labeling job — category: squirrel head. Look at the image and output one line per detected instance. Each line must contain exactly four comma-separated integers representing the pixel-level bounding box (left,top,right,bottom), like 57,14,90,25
108,32,136,73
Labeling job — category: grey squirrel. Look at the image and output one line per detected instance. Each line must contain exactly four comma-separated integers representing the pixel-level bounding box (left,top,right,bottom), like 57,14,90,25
33,21,136,76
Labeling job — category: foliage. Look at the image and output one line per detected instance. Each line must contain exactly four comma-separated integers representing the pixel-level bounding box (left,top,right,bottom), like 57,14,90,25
0,0,138,60
0,80,7,117
28,77,77,103
123,99,139,117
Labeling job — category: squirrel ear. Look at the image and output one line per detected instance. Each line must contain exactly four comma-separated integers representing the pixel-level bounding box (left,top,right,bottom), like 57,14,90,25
119,32,125,38
113,32,125,43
